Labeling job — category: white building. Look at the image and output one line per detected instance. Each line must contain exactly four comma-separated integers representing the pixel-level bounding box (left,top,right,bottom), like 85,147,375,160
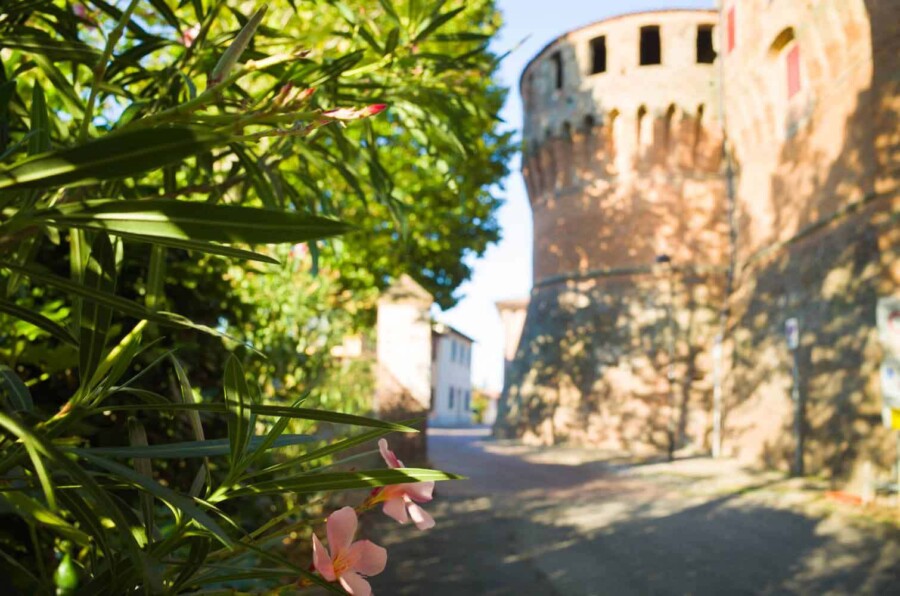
430,323,474,427
374,275,473,427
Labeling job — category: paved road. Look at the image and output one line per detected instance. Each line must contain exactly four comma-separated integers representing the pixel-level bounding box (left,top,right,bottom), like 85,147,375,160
367,427,900,595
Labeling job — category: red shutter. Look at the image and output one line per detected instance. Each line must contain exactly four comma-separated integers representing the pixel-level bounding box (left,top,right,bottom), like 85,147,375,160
726,7,736,53
787,45,801,98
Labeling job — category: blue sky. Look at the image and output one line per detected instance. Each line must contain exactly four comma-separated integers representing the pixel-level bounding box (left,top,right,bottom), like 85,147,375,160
437,0,714,392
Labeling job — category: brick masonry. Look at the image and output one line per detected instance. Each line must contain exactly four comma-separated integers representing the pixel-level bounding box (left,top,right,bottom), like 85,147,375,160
496,2,899,483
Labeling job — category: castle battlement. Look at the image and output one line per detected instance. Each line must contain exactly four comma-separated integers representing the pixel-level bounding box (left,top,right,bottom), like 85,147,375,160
498,0,899,484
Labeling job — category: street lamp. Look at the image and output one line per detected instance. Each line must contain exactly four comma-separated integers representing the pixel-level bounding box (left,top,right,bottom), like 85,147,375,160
656,254,676,461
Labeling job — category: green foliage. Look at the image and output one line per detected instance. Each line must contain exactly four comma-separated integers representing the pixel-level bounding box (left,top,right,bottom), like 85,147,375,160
0,0,507,592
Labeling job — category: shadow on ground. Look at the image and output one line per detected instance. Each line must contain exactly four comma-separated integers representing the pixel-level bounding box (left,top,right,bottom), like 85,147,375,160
365,428,900,595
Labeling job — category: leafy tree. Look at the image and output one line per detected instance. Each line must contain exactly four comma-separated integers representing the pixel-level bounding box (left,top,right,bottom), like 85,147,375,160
0,0,510,592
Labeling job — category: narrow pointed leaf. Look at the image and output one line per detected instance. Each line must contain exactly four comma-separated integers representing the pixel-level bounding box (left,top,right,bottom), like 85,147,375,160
76,450,232,546
0,261,250,344
32,199,351,245
0,127,226,190
0,365,33,413
0,299,77,345
224,355,251,464
79,234,116,384
28,83,50,155
70,434,315,459
227,468,462,498
100,402,419,432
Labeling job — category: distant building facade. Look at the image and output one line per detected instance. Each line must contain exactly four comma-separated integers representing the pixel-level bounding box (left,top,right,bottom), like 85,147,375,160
431,323,475,426
496,2,898,483
375,275,474,427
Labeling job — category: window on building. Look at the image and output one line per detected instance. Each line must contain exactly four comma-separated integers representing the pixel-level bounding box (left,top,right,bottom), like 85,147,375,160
590,36,607,74
726,7,736,53
639,26,661,65
697,25,716,63
464,391,470,411
550,51,563,89
450,340,456,362
786,44,801,98
448,387,455,409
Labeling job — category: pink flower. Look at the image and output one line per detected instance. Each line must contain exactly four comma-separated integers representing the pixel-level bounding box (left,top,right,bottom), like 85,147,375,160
312,507,387,596
323,104,388,121
181,24,200,48
374,439,435,530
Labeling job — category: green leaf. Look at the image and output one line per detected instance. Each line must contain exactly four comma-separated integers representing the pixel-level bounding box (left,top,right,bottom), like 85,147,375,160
0,261,251,344
101,402,419,432
0,411,146,582
171,356,205,442
0,365,33,413
31,199,351,245
0,492,91,546
70,434,315,459
0,298,78,345
79,234,116,385
127,417,155,540
75,450,233,546
0,127,227,190
0,34,102,65
209,5,268,85
224,355,251,464
111,231,280,264
413,6,465,43
28,83,50,155
226,468,462,498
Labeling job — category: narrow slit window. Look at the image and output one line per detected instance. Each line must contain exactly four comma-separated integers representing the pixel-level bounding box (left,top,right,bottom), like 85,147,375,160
551,51,563,89
448,387,455,409
640,26,661,65
590,36,607,74
697,25,716,63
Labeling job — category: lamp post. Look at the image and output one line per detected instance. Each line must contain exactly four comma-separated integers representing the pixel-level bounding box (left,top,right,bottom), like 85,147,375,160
656,254,676,461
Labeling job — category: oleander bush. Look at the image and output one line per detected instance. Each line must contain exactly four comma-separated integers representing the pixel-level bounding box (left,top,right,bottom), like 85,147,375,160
0,0,511,592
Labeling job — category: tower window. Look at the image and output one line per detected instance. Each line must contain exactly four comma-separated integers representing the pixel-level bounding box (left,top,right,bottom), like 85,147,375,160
697,25,716,63
590,36,607,74
639,26,661,65
550,51,563,89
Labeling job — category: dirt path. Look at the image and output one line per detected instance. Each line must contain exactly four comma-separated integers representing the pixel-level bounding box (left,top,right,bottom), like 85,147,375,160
367,427,900,595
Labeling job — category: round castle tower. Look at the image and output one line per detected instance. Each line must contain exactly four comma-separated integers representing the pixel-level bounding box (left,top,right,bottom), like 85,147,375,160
498,9,729,449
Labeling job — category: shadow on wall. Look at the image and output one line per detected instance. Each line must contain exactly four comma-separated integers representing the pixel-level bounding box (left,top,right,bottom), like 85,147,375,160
724,0,899,480
496,263,725,454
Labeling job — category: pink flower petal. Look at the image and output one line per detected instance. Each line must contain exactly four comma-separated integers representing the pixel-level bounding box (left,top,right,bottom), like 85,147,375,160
327,506,357,556
382,496,409,524
378,438,402,469
404,481,434,503
346,540,387,577
406,501,435,530
339,570,372,596
312,533,335,581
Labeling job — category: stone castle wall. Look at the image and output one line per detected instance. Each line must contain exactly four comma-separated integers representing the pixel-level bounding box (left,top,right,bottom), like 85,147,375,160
498,9,729,452
719,0,899,480
498,2,899,482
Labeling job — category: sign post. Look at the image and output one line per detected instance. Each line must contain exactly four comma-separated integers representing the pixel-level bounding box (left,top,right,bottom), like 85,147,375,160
785,317,803,476
712,334,723,458
877,297,900,494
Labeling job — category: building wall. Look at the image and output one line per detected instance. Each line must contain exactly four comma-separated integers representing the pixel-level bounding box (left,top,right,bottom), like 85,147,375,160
499,2,899,482
431,333,474,426
497,9,729,451
719,0,899,479
376,276,433,411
